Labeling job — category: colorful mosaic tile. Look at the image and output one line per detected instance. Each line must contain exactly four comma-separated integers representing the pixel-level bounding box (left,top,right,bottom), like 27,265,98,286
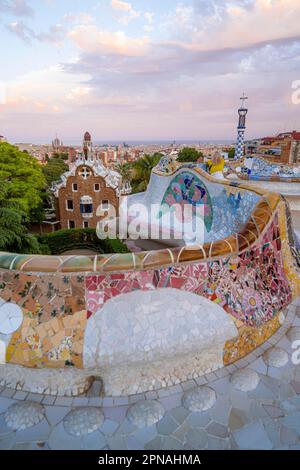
224,312,283,364
0,165,299,376
226,156,300,182
84,208,293,328
159,171,213,232
6,308,87,369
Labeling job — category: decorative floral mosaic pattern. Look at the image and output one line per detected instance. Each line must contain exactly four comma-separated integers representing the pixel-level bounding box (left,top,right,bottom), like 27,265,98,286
0,185,298,373
159,171,213,232
153,154,178,175
85,212,292,328
155,169,260,242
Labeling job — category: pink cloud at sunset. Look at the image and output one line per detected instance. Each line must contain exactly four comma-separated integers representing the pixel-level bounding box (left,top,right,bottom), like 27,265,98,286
0,0,299,142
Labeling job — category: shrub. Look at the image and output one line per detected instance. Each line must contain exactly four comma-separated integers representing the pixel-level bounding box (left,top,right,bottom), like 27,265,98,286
38,228,129,255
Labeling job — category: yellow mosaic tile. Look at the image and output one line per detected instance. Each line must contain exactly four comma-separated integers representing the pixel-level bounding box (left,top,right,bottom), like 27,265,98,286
6,308,87,369
224,312,282,365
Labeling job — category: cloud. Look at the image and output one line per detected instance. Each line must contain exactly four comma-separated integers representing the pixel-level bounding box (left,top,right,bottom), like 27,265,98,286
61,22,300,140
144,11,154,24
63,12,93,25
143,10,154,31
3,0,300,141
111,0,132,12
7,20,33,42
1,63,91,115
66,86,92,100
6,20,65,44
68,25,149,56
144,25,153,33
0,0,34,17
111,0,140,25
165,0,300,51
192,0,255,17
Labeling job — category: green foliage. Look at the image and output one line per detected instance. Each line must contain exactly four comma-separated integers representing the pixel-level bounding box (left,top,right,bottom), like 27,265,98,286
0,179,41,253
114,162,132,181
38,228,129,255
177,147,203,163
42,156,69,186
131,153,162,193
0,142,46,215
227,148,235,159
53,152,68,160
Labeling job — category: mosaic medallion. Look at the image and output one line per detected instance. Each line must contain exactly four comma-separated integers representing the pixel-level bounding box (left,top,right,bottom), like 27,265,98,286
159,171,213,232
0,302,23,335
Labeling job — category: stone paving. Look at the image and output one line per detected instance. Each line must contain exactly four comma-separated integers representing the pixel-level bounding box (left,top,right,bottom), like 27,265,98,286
1,299,300,450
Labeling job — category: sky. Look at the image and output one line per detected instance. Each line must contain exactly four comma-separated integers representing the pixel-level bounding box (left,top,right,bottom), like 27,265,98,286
0,0,300,143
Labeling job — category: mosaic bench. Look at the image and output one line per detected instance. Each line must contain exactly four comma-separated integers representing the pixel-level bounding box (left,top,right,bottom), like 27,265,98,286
0,164,299,396
224,156,300,182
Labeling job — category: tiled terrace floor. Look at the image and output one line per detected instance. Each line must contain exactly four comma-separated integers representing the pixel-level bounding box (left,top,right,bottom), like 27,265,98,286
1,299,300,450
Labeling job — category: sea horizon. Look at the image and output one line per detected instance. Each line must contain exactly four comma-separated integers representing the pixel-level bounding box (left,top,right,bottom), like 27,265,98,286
13,139,235,147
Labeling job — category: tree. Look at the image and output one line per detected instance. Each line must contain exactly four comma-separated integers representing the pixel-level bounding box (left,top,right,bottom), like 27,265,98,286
0,179,41,253
53,152,69,161
227,148,235,159
132,153,162,192
42,157,68,186
177,147,203,162
114,162,132,182
0,142,46,216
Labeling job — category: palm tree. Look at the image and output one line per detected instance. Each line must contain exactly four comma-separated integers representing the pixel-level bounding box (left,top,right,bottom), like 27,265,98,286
132,153,162,192
114,162,132,182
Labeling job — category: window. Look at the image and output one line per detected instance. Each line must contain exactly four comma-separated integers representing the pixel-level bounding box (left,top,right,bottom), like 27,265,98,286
68,220,75,229
83,221,89,228
80,204,93,214
72,183,78,192
66,200,73,211
101,200,109,209
80,195,93,218
79,166,91,180
94,183,100,192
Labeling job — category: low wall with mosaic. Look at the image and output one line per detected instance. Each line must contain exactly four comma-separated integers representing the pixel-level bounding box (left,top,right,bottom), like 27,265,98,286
0,165,300,396
225,156,300,182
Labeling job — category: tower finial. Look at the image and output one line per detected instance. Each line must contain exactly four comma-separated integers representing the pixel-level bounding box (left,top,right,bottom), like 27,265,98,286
240,92,248,108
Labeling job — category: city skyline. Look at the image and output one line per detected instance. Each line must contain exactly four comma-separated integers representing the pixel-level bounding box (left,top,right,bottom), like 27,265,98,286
1,0,300,142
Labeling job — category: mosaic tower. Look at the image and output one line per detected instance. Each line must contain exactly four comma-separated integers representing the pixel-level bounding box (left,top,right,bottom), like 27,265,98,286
234,93,248,160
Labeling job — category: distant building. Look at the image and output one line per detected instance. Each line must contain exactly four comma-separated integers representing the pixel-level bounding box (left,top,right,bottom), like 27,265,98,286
0,135,6,142
68,147,77,163
15,142,52,163
52,131,131,230
52,135,63,150
246,130,300,163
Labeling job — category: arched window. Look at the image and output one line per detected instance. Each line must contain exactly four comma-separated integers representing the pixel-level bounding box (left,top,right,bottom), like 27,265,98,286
80,195,93,218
